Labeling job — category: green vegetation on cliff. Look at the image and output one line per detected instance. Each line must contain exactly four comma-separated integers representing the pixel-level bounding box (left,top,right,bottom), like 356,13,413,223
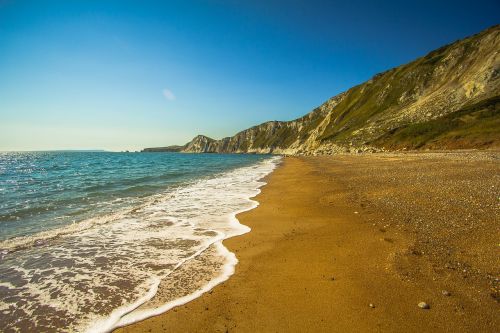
372,96,500,149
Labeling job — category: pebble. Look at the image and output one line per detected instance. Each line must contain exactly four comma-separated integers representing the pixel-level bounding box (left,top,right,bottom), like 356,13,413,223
34,239,46,247
442,290,451,296
369,303,375,308
418,301,430,309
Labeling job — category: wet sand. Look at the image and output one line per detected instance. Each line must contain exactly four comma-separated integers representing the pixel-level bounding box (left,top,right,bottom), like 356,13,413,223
116,152,499,332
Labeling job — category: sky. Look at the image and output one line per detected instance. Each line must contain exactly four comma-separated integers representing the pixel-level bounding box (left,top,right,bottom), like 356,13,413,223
0,0,498,151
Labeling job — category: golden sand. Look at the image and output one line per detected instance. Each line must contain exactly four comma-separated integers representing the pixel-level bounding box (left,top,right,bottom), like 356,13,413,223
117,153,499,332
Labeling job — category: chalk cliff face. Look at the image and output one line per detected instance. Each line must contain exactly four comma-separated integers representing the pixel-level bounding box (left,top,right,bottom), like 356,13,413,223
145,25,500,155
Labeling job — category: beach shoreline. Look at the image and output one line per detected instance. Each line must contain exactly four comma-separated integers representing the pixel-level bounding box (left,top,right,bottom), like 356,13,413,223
108,157,281,331
116,152,499,333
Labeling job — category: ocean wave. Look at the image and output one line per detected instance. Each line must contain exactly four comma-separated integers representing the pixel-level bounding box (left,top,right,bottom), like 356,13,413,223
0,156,281,333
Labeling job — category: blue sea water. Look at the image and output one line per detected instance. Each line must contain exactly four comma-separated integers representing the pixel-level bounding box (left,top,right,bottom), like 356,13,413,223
0,152,280,332
0,152,269,240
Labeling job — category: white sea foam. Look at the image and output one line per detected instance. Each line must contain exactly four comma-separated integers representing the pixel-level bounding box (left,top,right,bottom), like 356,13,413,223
97,156,280,333
110,241,237,330
0,156,281,333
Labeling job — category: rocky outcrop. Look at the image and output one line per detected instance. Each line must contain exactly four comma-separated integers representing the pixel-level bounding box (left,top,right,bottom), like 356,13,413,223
145,25,500,155
142,145,183,152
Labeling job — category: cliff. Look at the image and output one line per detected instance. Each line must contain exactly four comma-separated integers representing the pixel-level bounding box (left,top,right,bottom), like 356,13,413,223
142,145,183,152
145,25,500,155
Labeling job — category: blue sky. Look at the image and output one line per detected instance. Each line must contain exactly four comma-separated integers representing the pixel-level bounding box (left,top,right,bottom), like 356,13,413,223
0,0,498,151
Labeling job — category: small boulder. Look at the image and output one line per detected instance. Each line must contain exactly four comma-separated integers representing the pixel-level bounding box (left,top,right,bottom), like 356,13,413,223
418,301,430,309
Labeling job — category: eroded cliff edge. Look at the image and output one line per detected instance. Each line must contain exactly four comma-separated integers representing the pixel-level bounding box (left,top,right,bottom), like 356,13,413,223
145,25,500,155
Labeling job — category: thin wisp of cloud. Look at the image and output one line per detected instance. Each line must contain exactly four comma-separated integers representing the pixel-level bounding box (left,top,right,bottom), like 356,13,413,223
162,88,176,101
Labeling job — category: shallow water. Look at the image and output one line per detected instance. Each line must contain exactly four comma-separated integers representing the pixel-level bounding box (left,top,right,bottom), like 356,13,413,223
0,152,280,332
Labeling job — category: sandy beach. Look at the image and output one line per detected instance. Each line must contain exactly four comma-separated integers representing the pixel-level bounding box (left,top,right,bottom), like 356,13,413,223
116,152,499,332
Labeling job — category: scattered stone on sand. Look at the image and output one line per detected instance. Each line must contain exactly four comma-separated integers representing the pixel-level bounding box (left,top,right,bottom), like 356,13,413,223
369,303,375,308
354,211,359,214
330,277,335,281
442,290,451,296
418,302,430,309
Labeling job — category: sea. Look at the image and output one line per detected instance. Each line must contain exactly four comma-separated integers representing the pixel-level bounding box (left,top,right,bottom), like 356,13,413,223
0,151,280,332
